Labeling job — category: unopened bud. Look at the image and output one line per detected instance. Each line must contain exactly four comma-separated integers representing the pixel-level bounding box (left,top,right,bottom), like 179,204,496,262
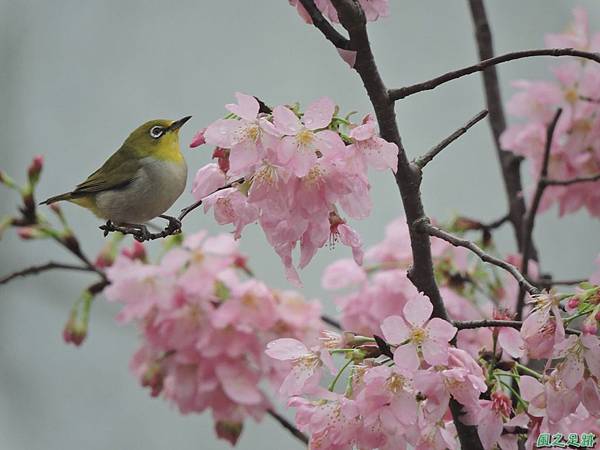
215,420,243,446
27,155,44,185
453,216,482,232
141,363,164,397
62,232,80,253
189,128,207,148
122,241,146,261
17,226,43,240
566,297,580,310
62,314,87,346
212,147,230,173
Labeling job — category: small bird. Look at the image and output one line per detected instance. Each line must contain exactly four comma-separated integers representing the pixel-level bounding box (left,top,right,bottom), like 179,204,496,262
41,117,191,238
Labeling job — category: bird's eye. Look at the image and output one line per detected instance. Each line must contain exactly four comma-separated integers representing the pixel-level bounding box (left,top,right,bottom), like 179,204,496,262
149,126,164,139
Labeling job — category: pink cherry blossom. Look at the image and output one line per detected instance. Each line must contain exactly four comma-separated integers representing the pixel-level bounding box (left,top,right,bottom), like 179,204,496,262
272,97,343,177
347,114,398,173
204,92,273,176
381,296,457,368
265,338,334,396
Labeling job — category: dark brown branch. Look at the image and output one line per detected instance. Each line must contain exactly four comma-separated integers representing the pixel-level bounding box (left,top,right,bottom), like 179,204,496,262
454,319,580,335
99,178,245,242
297,0,351,50
538,278,587,287
580,95,600,104
321,314,342,330
543,173,600,186
389,48,600,101
516,109,562,319
455,319,523,330
327,0,448,320
0,262,93,285
267,409,309,445
466,0,534,263
422,220,540,296
320,1,481,448
414,109,488,169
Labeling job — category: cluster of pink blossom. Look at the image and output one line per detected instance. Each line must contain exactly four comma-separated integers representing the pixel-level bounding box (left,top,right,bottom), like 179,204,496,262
103,232,325,445
289,0,389,24
501,7,600,217
266,287,600,450
190,92,398,285
266,296,484,450
321,216,500,357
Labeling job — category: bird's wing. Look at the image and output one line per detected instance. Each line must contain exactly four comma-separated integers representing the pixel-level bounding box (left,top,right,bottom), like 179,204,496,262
71,145,142,196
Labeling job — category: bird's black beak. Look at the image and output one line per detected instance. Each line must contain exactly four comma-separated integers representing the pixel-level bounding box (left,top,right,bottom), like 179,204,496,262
168,115,192,132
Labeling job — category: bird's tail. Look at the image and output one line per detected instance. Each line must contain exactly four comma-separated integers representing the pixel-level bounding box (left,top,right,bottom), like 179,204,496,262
39,192,73,205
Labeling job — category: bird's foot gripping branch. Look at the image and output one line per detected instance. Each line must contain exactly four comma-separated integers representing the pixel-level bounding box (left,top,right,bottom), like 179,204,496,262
3,2,600,450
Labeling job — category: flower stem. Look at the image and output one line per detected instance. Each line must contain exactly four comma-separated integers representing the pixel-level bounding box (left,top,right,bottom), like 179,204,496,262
328,357,354,392
514,362,543,380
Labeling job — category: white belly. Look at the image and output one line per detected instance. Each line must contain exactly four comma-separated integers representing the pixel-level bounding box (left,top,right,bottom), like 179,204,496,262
96,157,187,224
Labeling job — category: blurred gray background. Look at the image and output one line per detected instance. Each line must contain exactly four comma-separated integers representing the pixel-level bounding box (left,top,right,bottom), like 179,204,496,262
1,1,599,449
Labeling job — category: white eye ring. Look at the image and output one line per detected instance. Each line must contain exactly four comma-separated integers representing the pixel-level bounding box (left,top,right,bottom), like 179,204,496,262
150,126,164,139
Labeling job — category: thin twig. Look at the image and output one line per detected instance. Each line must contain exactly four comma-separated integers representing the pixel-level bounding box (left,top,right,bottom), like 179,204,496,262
99,178,245,242
321,314,342,330
516,109,562,319
467,0,533,264
455,319,522,330
414,109,488,169
454,319,580,335
267,409,309,445
580,95,600,104
388,48,600,101
0,262,93,285
297,0,351,50
543,173,600,186
538,278,587,287
421,220,540,296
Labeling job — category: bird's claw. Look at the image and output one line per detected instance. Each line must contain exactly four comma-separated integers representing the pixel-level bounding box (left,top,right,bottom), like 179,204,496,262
133,224,151,242
159,214,182,234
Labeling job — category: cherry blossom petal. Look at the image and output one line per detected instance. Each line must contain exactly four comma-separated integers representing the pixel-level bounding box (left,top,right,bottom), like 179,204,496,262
381,315,410,345
226,92,259,121
497,327,525,358
273,105,302,135
403,296,433,328
422,339,450,366
393,343,420,371
303,97,335,130
265,338,308,360
425,318,457,343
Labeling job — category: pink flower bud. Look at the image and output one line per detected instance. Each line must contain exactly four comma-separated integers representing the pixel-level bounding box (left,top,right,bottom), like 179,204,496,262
212,147,230,173
122,241,146,261
27,155,44,184
567,297,580,310
62,315,87,346
17,226,42,240
189,128,207,148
